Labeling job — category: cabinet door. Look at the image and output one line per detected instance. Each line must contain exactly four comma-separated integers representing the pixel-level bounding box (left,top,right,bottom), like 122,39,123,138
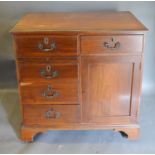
81,56,142,125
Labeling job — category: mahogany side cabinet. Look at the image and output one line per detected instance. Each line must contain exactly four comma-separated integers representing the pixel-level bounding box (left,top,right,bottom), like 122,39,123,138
10,11,148,142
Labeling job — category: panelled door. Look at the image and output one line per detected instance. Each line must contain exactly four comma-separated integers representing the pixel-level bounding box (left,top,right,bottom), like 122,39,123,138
81,55,142,125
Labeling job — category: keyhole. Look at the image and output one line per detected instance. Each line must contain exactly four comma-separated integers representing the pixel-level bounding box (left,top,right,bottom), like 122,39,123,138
46,65,51,72
47,85,52,91
44,37,49,44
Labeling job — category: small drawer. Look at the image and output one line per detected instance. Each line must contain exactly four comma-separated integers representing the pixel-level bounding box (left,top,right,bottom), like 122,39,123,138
80,35,143,54
20,83,78,104
18,61,78,83
14,35,77,57
23,104,80,126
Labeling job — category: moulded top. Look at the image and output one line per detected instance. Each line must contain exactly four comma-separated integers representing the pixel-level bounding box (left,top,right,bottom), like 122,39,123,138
11,11,148,33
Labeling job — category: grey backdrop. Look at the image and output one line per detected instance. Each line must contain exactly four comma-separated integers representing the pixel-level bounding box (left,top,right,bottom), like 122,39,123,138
0,1,154,95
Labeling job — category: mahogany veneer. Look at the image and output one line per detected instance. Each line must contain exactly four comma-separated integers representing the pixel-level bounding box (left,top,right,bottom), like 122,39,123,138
11,11,148,142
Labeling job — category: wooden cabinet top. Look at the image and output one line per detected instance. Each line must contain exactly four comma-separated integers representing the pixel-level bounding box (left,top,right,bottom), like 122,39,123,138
11,11,148,33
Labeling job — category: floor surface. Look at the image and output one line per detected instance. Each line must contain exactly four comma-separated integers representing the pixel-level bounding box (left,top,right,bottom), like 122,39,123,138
0,88,155,153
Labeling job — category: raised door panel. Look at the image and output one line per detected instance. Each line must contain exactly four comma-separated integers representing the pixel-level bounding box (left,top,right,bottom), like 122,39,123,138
88,63,132,116
81,56,142,124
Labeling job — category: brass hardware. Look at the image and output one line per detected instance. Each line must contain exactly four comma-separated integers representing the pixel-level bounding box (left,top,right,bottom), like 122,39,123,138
42,85,60,99
44,37,49,44
103,38,120,49
40,65,59,79
44,108,61,119
38,37,56,51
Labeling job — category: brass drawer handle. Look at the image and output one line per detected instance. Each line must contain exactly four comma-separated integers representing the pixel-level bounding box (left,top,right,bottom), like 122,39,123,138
44,108,61,119
40,65,59,79
38,42,56,51
103,38,120,49
42,85,60,99
38,37,56,52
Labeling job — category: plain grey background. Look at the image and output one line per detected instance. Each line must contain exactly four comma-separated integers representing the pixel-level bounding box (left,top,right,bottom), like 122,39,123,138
0,1,154,95
0,1,155,153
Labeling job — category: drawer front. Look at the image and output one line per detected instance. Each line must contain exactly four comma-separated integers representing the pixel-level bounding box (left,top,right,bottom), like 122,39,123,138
14,35,77,57
23,104,80,126
19,62,78,83
20,83,78,104
80,35,143,54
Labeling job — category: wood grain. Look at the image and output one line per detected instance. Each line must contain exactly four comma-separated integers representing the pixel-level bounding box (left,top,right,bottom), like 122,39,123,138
20,125,140,142
20,82,78,104
80,35,143,54
81,55,142,123
23,104,80,126
14,35,77,57
18,61,78,83
11,12,147,33
11,11,147,141
115,127,140,139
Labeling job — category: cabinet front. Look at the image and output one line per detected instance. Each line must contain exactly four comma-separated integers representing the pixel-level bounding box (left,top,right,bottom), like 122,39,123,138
81,56,142,125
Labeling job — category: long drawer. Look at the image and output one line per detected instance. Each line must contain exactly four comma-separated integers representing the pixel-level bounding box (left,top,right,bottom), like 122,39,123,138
18,61,78,83
20,82,78,104
80,35,143,54
23,104,80,126
14,35,77,57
